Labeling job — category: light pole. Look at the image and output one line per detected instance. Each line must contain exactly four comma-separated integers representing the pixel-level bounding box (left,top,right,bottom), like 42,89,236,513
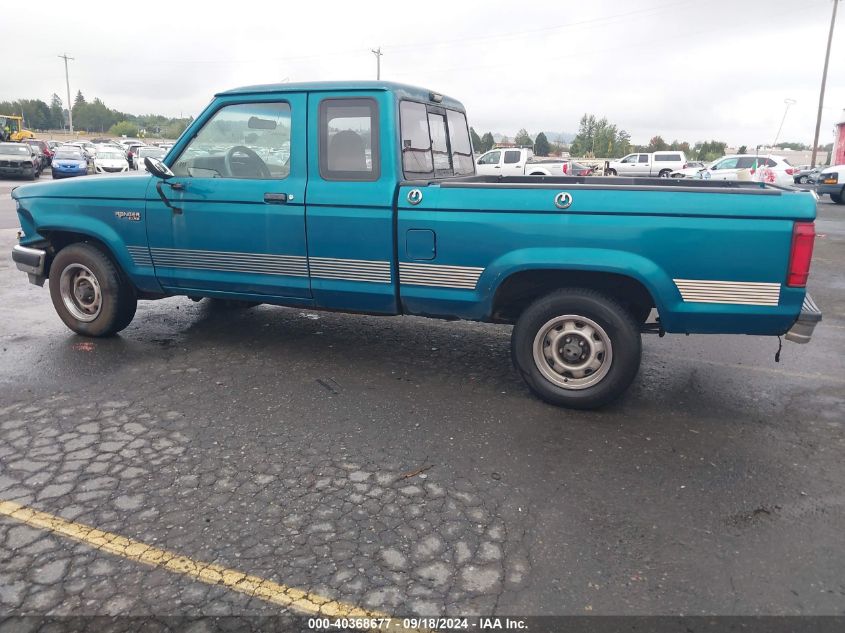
772,98,796,148
371,47,383,80
58,53,74,134
811,0,840,167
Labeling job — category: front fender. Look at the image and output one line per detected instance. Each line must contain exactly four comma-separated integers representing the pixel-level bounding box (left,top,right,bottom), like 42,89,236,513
18,195,162,294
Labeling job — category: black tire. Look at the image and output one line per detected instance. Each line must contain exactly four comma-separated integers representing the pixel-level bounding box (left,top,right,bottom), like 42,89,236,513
832,190,844,205
606,168,617,176
798,176,808,184
511,288,642,409
658,169,671,178
48,243,137,337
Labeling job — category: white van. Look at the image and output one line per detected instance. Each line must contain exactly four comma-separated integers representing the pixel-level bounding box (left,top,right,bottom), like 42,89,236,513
606,151,687,178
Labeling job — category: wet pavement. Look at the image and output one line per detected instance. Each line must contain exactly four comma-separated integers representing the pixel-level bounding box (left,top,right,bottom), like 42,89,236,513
0,189,843,619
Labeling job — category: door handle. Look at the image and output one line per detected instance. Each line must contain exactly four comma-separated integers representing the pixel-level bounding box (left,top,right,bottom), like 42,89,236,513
264,192,289,204
494,166,501,169
156,180,182,214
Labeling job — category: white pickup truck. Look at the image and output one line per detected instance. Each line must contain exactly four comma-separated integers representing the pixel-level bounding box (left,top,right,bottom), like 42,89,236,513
606,151,687,178
475,148,572,176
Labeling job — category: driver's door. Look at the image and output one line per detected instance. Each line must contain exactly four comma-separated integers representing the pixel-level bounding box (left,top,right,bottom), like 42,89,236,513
145,95,310,299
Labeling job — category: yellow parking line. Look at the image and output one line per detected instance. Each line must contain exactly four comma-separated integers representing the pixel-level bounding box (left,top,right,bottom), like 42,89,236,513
0,499,397,622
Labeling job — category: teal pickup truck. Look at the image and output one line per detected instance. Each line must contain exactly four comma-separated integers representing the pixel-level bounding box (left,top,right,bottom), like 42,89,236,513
10,81,822,409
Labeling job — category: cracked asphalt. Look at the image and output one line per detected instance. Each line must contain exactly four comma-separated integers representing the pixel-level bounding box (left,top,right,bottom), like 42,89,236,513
0,184,844,619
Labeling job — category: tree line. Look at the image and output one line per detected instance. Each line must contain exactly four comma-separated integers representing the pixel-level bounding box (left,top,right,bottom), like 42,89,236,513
0,91,192,139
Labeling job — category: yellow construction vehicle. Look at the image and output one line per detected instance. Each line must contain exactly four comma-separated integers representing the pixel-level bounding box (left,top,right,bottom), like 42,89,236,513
0,115,35,142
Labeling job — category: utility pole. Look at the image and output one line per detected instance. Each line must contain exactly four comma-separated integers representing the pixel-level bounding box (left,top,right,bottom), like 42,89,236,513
58,53,74,134
811,0,840,167
371,47,383,80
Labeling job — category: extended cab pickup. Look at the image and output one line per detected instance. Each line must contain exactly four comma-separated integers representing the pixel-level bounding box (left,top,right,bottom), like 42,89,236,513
475,147,572,177
10,81,822,409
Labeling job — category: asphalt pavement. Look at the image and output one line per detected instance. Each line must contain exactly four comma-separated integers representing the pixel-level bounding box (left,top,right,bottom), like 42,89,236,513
0,180,843,622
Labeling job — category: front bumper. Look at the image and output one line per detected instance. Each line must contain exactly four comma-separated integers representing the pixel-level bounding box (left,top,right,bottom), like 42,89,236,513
817,183,840,196
0,167,33,177
785,294,822,344
11,244,47,286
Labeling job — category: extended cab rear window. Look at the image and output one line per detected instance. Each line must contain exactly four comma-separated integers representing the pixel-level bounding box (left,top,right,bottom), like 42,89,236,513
400,101,474,179
319,98,379,181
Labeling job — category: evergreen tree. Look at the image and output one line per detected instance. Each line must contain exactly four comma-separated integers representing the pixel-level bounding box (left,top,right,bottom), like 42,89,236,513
470,127,482,152
514,128,532,147
49,94,64,129
533,132,550,156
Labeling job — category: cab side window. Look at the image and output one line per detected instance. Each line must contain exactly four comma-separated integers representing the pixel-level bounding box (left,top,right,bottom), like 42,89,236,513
638,154,650,163
319,98,379,181
504,150,522,164
171,102,291,180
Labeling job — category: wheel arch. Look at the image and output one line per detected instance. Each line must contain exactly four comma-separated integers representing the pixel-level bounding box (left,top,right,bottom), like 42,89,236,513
40,228,131,285
487,254,667,324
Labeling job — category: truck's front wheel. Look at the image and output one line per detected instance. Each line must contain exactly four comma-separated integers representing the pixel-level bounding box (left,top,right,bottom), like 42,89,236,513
49,243,137,337
512,289,641,409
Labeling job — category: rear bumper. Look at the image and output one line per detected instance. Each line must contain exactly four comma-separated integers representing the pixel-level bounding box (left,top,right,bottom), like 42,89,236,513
785,294,822,344
11,244,47,286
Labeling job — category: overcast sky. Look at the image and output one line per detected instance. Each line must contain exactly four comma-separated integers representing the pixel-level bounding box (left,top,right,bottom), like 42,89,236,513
2,0,843,146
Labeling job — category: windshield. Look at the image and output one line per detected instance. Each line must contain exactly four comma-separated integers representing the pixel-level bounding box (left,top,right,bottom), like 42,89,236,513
54,150,84,160
0,145,29,156
97,152,124,160
139,148,165,158
400,101,474,179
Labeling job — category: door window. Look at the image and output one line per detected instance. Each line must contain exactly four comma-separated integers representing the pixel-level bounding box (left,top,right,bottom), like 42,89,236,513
171,102,291,179
638,154,649,163
503,150,522,164
620,155,637,163
319,98,380,181
478,151,501,165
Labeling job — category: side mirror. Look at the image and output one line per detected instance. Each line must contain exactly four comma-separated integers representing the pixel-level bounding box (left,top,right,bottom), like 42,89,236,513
145,157,174,179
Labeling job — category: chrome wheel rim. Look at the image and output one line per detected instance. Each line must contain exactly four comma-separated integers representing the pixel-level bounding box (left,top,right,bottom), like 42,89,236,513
59,263,102,322
532,315,613,390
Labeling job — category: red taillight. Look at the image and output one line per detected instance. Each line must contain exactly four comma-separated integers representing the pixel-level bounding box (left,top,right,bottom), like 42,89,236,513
787,221,815,287
785,168,797,175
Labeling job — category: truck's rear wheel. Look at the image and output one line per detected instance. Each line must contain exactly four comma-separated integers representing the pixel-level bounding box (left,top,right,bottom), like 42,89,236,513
49,243,137,337
658,169,671,178
511,289,641,409
832,190,843,204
